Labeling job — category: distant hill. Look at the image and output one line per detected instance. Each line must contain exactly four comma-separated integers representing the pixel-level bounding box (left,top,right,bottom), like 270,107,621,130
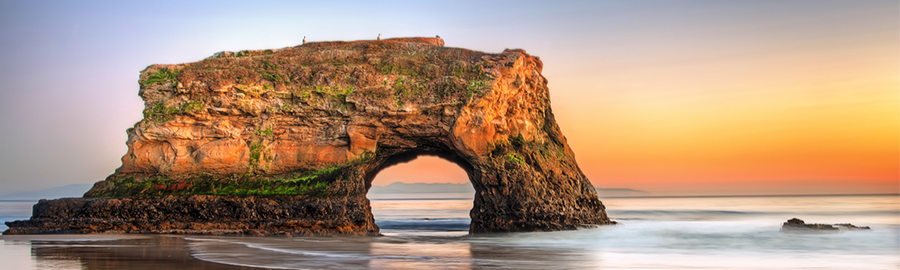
0,183,644,200
596,188,647,197
369,182,646,197
0,184,93,200
369,182,475,194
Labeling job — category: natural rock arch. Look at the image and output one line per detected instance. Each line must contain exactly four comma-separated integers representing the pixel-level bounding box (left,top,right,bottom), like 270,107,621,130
360,139,606,233
4,37,612,235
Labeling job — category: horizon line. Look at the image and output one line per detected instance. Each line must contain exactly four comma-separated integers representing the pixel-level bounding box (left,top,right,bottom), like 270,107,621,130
598,193,900,199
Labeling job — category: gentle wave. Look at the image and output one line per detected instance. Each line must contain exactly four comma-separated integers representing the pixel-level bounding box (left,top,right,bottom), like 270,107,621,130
188,238,362,258
376,218,470,231
609,209,899,217
611,210,768,215
244,243,362,258
185,255,302,270
187,237,471,270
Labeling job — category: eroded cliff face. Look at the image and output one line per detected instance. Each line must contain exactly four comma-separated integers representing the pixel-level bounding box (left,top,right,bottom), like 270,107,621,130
5,37,611,235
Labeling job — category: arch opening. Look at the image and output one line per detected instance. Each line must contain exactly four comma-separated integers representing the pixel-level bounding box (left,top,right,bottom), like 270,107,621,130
365,153,476,234
363,149,477,192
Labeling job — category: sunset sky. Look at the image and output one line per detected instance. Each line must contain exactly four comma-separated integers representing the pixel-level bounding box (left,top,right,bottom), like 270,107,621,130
0,1,896,196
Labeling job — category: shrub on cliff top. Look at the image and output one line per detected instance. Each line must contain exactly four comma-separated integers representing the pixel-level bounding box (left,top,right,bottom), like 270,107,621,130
140,67,181,87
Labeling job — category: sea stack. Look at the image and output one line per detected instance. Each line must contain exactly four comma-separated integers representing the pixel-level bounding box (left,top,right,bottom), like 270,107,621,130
781,218,871,233
4,37,613,235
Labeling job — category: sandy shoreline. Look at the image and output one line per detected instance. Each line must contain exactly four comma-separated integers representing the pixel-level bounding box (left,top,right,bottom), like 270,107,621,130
0,234,152,240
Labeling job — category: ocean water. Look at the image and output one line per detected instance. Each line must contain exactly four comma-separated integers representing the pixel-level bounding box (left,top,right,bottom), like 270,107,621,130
1,194,898,269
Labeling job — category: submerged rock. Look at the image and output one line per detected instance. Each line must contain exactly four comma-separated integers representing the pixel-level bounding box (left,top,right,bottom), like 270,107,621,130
781,218,870,233
4,37,612,235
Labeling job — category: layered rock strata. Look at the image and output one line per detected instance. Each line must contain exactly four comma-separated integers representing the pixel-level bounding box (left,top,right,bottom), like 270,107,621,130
4,37,612,235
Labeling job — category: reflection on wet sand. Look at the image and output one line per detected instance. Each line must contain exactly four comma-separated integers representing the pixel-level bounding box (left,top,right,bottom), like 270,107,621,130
4,232,602,270
11,236,256,270
467,237,599,270
189,233,600,270
368,241,472,269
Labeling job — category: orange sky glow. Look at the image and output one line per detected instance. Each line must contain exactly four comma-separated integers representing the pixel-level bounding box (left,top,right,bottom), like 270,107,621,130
375,3,899,196
0,1,896,196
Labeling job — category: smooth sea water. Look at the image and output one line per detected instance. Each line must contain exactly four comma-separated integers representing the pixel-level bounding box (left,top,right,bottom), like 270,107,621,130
1,194,898,269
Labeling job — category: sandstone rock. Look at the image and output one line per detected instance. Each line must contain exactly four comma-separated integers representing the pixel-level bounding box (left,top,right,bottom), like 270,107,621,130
5,37,612,235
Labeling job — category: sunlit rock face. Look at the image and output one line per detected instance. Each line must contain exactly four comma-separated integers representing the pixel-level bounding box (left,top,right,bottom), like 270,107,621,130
5,37,612,235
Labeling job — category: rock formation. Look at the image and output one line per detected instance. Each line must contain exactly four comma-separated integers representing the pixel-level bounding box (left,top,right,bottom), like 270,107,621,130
781,218,871,233
4,37,613,235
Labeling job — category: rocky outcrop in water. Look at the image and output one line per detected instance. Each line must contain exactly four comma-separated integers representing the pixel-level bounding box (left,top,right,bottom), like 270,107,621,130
5,196,373,235
4,37,612,235
781,218,870,233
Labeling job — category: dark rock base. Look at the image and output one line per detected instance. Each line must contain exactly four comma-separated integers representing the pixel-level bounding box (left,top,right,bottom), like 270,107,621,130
3,195,378,236
471,194,615,233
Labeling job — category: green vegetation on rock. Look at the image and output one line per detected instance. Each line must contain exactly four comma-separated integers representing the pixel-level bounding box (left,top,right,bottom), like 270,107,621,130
91,152,379,198
91,175,332,198
282,165,342,183
143,101,203,122
140,67,181,87
505,153,525,164
256,128,273,136
260,60,286,83
249,142,264,164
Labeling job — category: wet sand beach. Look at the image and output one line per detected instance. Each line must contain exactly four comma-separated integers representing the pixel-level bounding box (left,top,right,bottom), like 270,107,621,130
1,235,258,270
